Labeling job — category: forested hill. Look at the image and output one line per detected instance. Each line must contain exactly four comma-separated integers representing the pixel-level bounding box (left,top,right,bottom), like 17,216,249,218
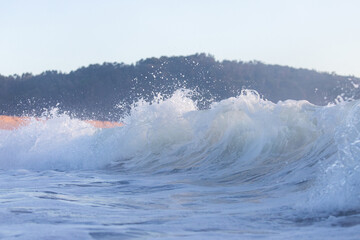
1,53,359,121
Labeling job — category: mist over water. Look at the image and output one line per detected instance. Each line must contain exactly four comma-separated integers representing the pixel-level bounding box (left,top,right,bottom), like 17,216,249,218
1,89,360,239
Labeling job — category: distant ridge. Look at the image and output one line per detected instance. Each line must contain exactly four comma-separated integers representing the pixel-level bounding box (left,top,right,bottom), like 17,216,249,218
1,53,359,120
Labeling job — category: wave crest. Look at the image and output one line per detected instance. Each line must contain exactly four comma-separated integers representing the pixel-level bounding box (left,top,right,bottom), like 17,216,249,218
1,89,360,215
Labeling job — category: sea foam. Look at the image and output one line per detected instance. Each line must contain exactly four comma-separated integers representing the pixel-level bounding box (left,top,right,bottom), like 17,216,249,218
1,89,360,217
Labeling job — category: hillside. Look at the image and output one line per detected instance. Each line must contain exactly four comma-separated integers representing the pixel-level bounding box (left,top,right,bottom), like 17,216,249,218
1,53,359,120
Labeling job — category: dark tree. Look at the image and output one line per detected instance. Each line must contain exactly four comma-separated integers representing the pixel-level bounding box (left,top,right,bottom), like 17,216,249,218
0,54,359,121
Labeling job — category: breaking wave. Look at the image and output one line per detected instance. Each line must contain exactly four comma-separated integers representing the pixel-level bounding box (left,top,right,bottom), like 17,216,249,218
1,89,360,217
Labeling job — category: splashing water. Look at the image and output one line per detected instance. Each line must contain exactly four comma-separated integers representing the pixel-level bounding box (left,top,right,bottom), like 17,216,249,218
0,89,360,239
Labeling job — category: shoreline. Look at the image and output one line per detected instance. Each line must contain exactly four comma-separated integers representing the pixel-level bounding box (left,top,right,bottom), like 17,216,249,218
0,115,123,130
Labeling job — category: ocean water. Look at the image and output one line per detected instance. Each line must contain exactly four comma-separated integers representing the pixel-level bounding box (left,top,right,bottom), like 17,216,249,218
1,90,360,239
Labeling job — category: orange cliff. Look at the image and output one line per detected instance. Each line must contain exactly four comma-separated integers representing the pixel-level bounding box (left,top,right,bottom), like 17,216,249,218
0,115,123,130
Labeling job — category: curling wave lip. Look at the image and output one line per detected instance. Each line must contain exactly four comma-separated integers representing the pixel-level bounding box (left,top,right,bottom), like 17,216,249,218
0,115,123,130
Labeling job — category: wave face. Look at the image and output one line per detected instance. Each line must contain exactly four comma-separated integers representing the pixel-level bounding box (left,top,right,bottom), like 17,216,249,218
1,89,360,238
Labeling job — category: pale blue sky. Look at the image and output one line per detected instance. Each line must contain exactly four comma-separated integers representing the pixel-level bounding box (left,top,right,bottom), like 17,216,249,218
1,0,359,76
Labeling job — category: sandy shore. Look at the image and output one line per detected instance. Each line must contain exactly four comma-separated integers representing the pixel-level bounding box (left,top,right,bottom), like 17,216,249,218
0,115,123,130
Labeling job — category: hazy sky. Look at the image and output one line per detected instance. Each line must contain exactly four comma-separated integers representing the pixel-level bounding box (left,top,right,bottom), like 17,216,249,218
1,0,359,77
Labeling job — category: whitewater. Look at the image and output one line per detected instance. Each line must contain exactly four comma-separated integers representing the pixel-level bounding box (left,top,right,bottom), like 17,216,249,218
0,90,360,239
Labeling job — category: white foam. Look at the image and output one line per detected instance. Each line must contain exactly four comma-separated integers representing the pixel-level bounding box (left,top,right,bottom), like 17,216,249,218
1,89,360,215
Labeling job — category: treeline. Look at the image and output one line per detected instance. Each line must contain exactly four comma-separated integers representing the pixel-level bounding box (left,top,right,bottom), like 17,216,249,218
1,53,359,120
